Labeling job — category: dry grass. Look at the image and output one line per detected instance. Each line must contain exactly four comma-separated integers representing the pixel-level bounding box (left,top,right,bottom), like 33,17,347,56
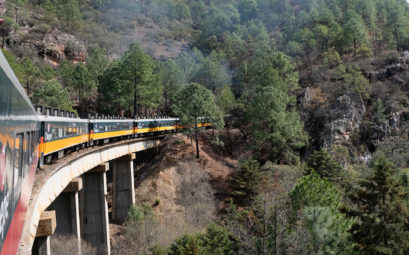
50,234,97,255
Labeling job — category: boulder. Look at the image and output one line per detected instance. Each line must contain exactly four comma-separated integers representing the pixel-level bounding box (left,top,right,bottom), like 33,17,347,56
323,93,366,149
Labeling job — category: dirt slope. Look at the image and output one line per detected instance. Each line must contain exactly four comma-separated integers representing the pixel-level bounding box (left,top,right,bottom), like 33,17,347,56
110,132,238,251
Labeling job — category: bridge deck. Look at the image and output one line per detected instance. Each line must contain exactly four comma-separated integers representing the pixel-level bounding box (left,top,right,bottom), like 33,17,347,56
18,137,163,254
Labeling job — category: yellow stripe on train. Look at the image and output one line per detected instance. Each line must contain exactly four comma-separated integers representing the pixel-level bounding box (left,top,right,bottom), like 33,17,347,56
137,125,177,133
43,134,89,156
92,129,133,140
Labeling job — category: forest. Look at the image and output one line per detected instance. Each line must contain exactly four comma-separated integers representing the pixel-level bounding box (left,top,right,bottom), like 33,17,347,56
3,0,409,254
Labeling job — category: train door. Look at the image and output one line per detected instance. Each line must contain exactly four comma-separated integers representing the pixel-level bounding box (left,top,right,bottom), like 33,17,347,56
39,122,45,167
12,133,23,209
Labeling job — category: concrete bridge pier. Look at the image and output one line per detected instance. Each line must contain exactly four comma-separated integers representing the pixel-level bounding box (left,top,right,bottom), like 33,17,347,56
80,163,110,255
47,178,82,254
32,211,56,255
112,153,136,222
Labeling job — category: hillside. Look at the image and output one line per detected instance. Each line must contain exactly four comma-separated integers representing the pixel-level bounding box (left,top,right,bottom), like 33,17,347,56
5,0,409,253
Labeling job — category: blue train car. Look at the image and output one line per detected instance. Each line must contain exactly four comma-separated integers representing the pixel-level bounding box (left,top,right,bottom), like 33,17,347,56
0,50,39,255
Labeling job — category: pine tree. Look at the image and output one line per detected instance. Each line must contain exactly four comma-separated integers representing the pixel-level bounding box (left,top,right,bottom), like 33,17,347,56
172,83,224,158
230,159,263,205
305,149,343,183
21,58,40,98
121,43,162,116
345,154,409,254
72,63,96,114
342,10,368,55
290,171,353,254
201,222,233,255
169,235,201,255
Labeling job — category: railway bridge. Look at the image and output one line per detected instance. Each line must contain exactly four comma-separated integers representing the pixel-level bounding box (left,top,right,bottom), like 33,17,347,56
18,136,163,255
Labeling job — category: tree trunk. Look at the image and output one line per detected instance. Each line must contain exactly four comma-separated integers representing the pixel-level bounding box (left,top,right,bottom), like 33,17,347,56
2,35,4,49
262,194,266,255
274,202,277,255
134,77,137,118
353,38,356,56
195,115,199,158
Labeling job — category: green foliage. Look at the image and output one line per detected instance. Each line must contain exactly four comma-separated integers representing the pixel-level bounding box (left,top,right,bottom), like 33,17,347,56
377,137,409,168
172,82,224,129
247,85,307,163
125,204,158,254
172,82,223,157
59,60,75,87
290,171,343,212
346,154,409,254
303,206,354,255
290,171,353,254
193,53,230,92
169,234,201,255
85,47,109,82
72,63,96,112
0,17,18,48
168,222,233,255
56,0,82,32
175,1,191,21
322,48,341,68
338,64,369,97
98,60,129,115
32,80,75,112
2,49,25,82
33,23,51,39
150,245,169,255
20,57,40,97
384,3,409,51
230,159,263,205
305,149,343,183
216,85,235,114
342,10,368,55
121,43,162,115
201,222,233,255
99,43,161,116
158,59,186,114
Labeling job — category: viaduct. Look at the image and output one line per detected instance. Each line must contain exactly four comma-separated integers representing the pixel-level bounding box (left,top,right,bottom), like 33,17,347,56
18,137,163,255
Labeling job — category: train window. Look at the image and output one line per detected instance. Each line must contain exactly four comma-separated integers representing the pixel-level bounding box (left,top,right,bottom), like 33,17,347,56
30,131,35,159
25,132,29,174
14,134,23,188
58,128,63,138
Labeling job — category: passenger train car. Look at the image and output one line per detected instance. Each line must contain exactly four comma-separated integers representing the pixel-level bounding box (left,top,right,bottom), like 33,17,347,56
0,51,40,255
0,48,213,254
40,115,89,165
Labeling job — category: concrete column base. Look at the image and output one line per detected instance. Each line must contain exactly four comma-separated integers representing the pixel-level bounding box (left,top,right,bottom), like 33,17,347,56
48,191,81,254
32,236,50,255
112,153,136,222
80,165,110,255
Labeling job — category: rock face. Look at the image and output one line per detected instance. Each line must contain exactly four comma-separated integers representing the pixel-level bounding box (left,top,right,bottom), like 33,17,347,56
365,102,403,148
23,29,87,65
370,51,409,83
323,93,366,149
300,51,409,163
8,14,87,65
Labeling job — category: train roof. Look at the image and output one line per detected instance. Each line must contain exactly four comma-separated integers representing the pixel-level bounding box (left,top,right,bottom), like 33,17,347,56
39,115,89,123
0,50,37,115
90,119,133,123
0,115,39,122
136,118,178,122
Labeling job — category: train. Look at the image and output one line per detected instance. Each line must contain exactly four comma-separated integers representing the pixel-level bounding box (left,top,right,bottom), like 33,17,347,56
0,49,211,255
37,113,210,167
